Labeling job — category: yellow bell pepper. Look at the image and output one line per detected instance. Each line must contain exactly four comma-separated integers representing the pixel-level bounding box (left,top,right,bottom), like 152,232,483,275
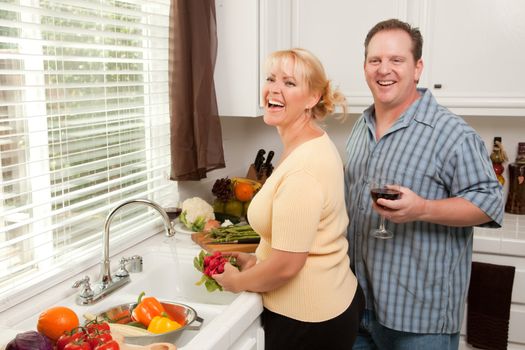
147,316,182,334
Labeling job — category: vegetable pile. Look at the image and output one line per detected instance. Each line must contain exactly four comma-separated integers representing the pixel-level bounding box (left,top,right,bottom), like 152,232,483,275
206,224,259,244
7,320,118,350
7,305,119,350
211,177,262,219
55,320,119,350
131,292,183,334
194,250,238,292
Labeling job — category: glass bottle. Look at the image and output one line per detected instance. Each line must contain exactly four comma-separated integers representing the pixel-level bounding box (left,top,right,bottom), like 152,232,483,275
505,142,525,214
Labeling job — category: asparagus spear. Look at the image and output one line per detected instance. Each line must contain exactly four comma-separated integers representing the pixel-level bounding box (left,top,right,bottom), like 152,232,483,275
207,224,259,242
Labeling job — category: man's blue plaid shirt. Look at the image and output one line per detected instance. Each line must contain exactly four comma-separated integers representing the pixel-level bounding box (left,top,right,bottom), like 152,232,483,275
344,88,503,333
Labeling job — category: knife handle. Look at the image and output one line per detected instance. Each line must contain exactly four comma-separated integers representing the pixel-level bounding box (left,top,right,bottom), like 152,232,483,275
264,151,274,166
254,149,266,173
263,150,275,177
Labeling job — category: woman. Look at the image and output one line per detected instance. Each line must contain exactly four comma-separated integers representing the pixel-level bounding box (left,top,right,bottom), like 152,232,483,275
213,48,364,349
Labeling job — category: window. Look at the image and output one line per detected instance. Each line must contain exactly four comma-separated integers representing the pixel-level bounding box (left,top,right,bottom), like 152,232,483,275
0,0,172,310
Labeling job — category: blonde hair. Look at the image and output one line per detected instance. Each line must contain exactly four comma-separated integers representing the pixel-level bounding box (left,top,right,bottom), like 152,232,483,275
264,48,348,121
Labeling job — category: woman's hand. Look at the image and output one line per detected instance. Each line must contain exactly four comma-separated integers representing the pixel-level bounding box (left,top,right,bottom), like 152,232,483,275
230,252,257,271
212,262,243,293
212,249,308,294
211,252,256,293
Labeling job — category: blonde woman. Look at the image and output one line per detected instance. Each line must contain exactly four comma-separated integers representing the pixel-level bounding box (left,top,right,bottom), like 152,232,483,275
213,48,364,349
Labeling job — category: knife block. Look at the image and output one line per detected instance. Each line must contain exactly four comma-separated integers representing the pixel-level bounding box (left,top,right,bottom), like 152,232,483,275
246,164,268,184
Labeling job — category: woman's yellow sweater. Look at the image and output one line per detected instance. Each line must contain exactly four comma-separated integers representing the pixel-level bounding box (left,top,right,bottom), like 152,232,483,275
248,133,357,322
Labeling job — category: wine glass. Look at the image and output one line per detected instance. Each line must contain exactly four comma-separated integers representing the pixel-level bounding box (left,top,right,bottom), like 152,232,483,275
165,206,182,223
369,178,401,239
161,201,182,246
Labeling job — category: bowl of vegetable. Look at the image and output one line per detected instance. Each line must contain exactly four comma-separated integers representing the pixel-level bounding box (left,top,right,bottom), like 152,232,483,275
93,297,203,346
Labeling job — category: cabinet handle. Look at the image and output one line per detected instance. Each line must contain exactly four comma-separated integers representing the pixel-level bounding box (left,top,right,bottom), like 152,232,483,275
433,84,442,89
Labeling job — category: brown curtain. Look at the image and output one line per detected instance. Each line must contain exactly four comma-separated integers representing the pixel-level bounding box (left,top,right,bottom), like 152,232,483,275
168,0,225,180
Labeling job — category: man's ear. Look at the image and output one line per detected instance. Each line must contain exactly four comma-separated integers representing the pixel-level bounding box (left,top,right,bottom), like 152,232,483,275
414,59,424,83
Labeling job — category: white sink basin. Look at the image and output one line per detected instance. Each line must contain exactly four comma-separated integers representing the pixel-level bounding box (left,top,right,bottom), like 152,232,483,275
9,234,263,350
126,249,239,306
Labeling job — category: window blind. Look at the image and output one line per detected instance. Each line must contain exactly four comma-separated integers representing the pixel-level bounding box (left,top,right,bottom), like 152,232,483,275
0,0,173,309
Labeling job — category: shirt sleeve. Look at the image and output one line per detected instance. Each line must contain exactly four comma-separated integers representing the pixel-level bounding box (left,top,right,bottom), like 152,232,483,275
271,170,324,252
446,132,504,227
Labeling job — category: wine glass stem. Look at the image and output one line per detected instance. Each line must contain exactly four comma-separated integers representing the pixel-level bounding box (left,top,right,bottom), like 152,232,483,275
379,215,386,231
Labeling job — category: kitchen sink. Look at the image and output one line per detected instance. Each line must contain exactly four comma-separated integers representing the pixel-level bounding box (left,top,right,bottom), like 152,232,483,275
10,235,262,349
123,249,239,306
11,250,234,346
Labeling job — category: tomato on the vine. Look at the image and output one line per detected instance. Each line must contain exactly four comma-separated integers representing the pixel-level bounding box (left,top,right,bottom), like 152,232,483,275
64,339,92,350
57,331,86,350
85,321,110,334
87,332,112,348
94,339,120,350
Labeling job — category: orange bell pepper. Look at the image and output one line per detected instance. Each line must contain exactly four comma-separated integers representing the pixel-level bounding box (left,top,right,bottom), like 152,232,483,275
131,292,166,327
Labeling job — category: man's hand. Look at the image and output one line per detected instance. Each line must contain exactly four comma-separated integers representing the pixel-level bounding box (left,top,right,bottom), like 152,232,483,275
373,186,491,226
373,186,426,223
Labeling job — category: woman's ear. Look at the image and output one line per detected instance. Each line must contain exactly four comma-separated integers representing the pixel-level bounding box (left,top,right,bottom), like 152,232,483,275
307,92,322,109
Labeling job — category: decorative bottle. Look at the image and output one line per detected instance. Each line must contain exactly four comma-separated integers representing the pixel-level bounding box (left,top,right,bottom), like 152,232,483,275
505,142,525,214
490,137,507,185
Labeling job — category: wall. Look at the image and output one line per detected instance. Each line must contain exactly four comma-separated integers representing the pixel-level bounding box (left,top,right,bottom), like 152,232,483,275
179,114,523,202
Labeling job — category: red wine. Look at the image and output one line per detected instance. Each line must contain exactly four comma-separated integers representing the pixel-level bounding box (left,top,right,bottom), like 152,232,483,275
165,207,182,221
370,188,401,203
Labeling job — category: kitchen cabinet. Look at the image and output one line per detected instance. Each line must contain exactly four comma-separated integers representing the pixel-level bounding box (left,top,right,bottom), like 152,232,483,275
290,0,525,116
214,0,292,117
291,0,409,114
417,0,525,116
229,320,264,350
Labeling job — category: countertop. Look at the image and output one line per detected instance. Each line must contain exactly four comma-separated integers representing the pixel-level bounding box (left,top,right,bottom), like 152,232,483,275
473,213,525,256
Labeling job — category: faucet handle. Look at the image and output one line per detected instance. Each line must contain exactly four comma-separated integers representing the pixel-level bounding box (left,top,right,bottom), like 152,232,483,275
115,257,130,278
72,275,94,298
117,255,143,277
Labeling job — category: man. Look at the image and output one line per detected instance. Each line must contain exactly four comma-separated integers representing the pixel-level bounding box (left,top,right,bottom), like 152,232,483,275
344,19,503,350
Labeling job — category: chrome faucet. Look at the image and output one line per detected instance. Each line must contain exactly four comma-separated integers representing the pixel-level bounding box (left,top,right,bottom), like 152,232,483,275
73,198,176,305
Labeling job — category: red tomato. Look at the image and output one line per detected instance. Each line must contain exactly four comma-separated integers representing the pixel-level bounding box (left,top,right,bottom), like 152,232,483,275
64,340,92,350
95,340,120,350
87,332,112,348
85,321,111,334
57,332,86,350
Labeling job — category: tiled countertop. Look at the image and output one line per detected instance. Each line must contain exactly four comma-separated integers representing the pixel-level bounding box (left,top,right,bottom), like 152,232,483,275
474,214,525,256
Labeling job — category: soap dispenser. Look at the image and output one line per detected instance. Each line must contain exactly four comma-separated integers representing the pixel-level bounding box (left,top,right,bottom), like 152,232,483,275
505,142,525,214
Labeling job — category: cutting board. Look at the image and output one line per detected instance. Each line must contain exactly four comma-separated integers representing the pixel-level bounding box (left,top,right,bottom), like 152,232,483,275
113,333,176,350
191,233,258,253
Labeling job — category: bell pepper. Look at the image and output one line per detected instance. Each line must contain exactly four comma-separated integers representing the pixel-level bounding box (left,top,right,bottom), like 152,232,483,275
131,292,166,327
147,316,182,334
